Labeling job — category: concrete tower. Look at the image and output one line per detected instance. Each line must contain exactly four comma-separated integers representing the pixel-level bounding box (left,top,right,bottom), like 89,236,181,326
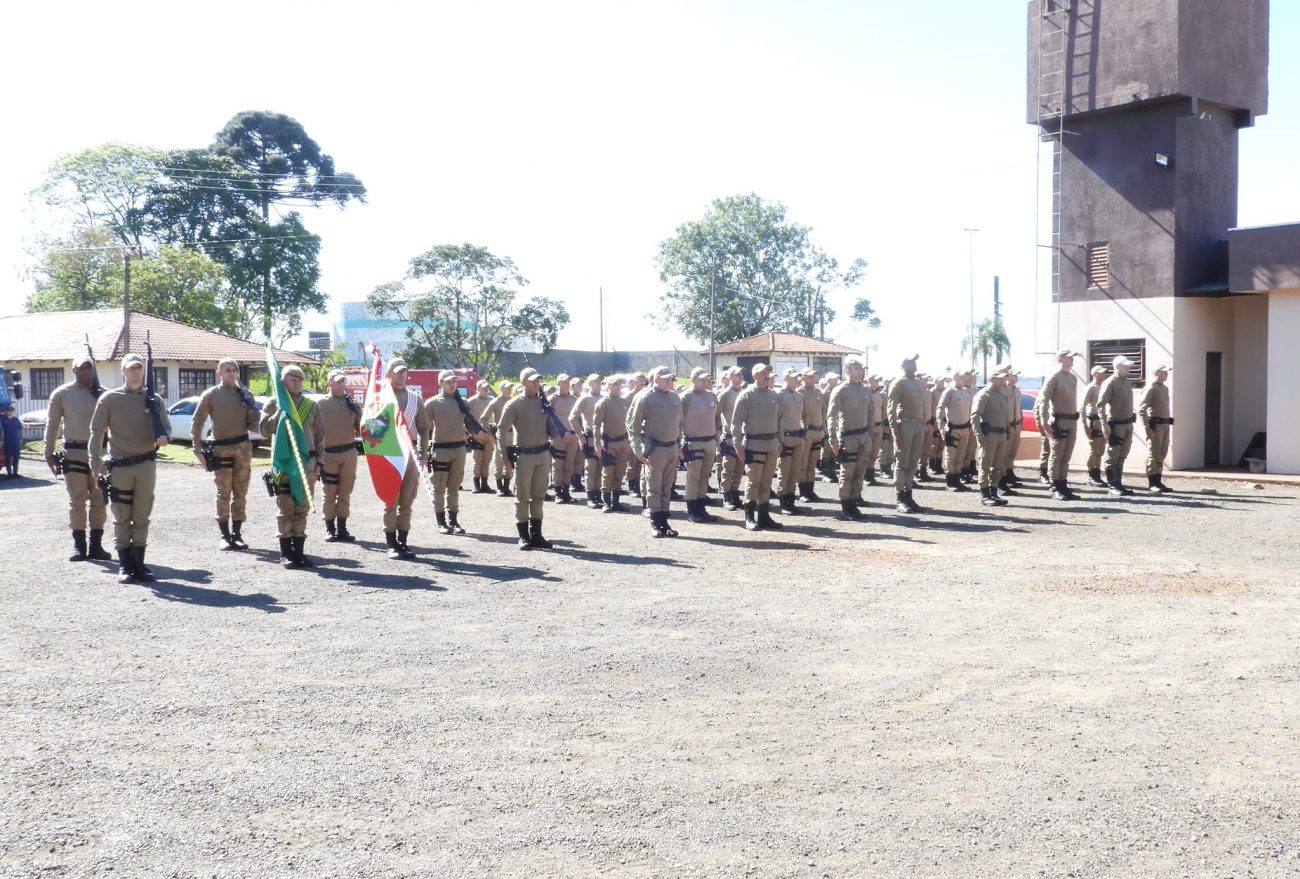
1028,0,1270,470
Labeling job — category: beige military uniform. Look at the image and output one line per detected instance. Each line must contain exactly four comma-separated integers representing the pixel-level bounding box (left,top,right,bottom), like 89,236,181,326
827,380,872,502
1139,380,1173,477
44,381,107,532
570,392,602,497
1038,370,1081,481
972,384,1009,491
775,387,807,499
193,384,260,523
89,385,171,550
593,392,632,495
1083,383,1106,474
716,384,745,496
484,393,511,483
936,384,973,477
796,384,825,486
887,375,929,492
259,394,324,538
680,389,720,503
498,394,551,523
731,384,782,505
467,392,493,479
877,380,896,474
628,387,684,514
1097,374,1136,475
549,391,580,490
867,387,886,477
318,393,362,521
423,392,474,514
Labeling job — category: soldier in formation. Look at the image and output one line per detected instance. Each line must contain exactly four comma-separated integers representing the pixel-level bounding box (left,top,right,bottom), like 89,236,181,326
887,356,928,514
260,365,324,569
548,374,580,503
1036,350,1083,501
1140,364,1174,493
826,355,872,520
467,380,494,494
936,368,974,492
381,358,430,558
730,363,783,531
44,353,113,562
498,367,554,550
570,374,604,508
318,368,362,542
424,371,492,535
628,366,685,537
191,357,261,550
593,374,631,513
972,367,1012,507
679,367,720,524
1098,355,1138,497
775,368,808,515
716,367,746,511
795,367,825,502
485,379,515,496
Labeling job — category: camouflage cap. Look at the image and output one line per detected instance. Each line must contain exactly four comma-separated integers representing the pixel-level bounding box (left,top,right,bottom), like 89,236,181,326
327,368,347,382
843,355,865,369
690,367,711,380
782,367,800,379
556,373,571,383
800,366,818,377
1090,365,1108,375
519,367,541,382
121,353,145,368
386,357,409,374
281,365,306,380
751,363,772,375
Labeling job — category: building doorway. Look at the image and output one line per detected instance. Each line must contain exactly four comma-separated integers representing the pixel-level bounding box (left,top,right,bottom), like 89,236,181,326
1205,352,1222,466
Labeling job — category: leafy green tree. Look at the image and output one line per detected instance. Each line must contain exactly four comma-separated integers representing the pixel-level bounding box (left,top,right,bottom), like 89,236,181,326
367,243,570,378
34,143,164,248
851,297,883,329
960,317,1012,381
25,226,124,311
656,194,867,345
302,344,349,392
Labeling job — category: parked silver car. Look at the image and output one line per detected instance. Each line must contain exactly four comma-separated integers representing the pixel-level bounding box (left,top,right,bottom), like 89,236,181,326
168,396,269,446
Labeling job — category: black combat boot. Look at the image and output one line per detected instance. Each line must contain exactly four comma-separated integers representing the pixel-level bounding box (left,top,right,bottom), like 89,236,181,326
685,499,705,524
516,521,532,550
757,503,783,529
385,531,403,559
1154,476,1172,494
396,530,415,558
553,485,569,504
132,546,155,580
879,464,893,480
612,491,627,513
840,499,865,521
1087,468,1107,487
602,492,616,513
989,486,1008,506
944,473,960,493
497,477,512,497
528,518,552,549
1005,467,1022,486
998,476,1018,496
229,520,249,550
324,518,339,542
69,530,88,562
1038,467,1051,485
280,537,300,568
697,497,716,522
1051,480,1071,501
1112,467,1134,497
778,494,799,515
334,518,355,542
116,547,137,583
980,487,997,507
293,536,314,568
826,462,840,483
802,481,822,502
447,511,465,534
1147,474,1161,493
743,501,760,531
659,512,678,537
218,520,235,551
915,468,930,483
895,491,910,514
961,463,978,484
436,512,453,535
628,476,640,498
87,529,112,560
864,467,878,486
571,474,584,493
586,490,602,509
723,490,739,512
904,490,923,513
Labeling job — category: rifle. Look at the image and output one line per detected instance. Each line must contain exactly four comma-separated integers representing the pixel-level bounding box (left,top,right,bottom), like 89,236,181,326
84,335,102,398
523,354,571,440
144,332,168,441
451,393,489,448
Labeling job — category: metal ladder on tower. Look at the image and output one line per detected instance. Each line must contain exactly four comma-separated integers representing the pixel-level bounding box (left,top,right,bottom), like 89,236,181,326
1039,0,1068,306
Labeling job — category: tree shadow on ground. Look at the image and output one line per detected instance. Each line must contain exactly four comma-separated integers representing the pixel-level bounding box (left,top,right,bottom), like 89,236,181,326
546,541,696,569
141,577,285,613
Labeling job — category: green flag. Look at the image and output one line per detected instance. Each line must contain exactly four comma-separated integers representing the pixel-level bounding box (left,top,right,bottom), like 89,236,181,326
265,346,312,507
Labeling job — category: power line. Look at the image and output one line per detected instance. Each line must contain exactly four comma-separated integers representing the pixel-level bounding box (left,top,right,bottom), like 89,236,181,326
43,233,320,255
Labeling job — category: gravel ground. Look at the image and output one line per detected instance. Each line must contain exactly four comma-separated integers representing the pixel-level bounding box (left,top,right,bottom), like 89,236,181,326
2,452,1298,879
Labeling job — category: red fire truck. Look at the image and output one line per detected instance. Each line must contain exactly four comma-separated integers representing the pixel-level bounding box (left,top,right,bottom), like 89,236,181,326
342,366,482,404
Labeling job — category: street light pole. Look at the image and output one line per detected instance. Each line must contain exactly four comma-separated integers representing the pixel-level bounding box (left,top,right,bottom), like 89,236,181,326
963,228,980,372
709,267,717,378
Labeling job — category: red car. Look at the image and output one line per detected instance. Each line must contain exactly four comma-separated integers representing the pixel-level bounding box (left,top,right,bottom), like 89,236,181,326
1019,388,1039,433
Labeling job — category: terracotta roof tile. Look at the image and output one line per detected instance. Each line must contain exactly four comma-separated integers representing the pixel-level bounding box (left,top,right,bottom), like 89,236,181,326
708,331,859,356
0,309,315,364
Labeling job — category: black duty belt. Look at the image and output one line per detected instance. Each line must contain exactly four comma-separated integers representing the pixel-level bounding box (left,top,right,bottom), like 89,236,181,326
515,443,551,456
1052,413,1080,421
684,434,716,443
745,432,777,441
980,423,1008,435
601,433,628,443
64,440,89,450
947,421,971,430
807,424,824,431
1149,417,1175,425
1087,415,1101,422
432,440,467,449
649,438,680,449
1107,416,1137,426
210,434,249,446
841,426,870,438
324,443,357,454
783,429,807,438
107,450,157,469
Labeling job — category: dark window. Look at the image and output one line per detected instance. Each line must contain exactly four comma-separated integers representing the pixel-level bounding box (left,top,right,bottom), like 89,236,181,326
1087,242,1110,288
151,367,169,399
30,368,64,400
168,400,196,416
812,356,840,377
1088,338,1146,389
179,368,211,399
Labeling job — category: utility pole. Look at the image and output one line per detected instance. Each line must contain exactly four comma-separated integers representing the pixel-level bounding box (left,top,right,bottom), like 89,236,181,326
599,287,605,353
993,275,1001,321
122,250,132,356
818,297,826,341
708,268,717,378
963,228,980,370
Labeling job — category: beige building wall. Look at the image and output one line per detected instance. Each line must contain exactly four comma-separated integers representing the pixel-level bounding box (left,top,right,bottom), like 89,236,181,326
1266,290,1300,474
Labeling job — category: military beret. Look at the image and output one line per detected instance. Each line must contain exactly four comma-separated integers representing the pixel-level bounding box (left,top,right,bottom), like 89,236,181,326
121,353,145,368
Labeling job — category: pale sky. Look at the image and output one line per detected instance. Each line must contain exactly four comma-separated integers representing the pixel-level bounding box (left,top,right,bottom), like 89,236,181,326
2,1,1297,376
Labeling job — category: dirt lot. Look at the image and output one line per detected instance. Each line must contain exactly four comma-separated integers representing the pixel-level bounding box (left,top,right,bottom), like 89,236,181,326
2,453,1298,878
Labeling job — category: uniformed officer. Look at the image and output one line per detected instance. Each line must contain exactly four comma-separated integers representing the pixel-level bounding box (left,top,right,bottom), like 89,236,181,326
192,357,261,550
485,380,515,496
877,377,896,480
1097,355,1138,497
795,367,826,502
89,353,172,583
381,358,431,558
498,367,554,550
424,372,492,535
1140,364,1174,493
730,363,784,531
317,369,362,542
1002,369,1025,489
936,368,974,492
826,355,872,520
818,371,841,482
467,380,494,493
44,353,112,562
680,367,721,524
715,367,747,511
593,375,632,512
1082,366,1109,486
260,365,325,569
570,373,604,508
864,374,885,485
549,374,580,502
775,367,808,515
887,356,928,514
972,368,1011,506
1037,349,1083,501
628,366,685,537
624,371,649,502
924,375,948,479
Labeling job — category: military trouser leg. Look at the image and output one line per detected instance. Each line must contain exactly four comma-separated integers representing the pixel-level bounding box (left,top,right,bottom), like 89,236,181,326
211,442,252,522
1007,428,1023,467
1085,419,1105,471
683,441,716,501
1048,422,1078,481
626,456,642,486
798,430,824,483
601,441,631,493
944,428,971,475
430,447,467,513
514,451,549,522
493,441,509,480
893,420,925,492
1104,424,1133,473
551,434,578,487
582,439,602,493
719,443,743,493
776,440,806,496
868,427,883,469
63,454,105,530
878,430,895,471
977,436,1007,491
473,446,490,479
1038,427,1051,473
322,449,358,519
837,435,868,501
383,465,421,531
646,445,678,513
1146,425,1170,476
742,439,779,505
109,461,156,549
